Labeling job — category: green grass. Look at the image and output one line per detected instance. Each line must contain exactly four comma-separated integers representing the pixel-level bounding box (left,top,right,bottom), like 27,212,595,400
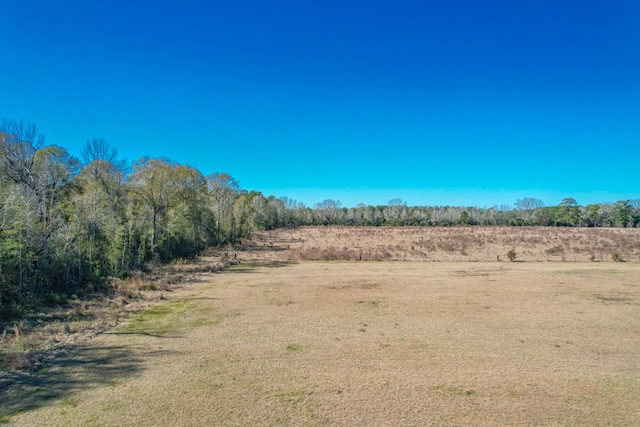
60,398,78,408
119,301,187,335
286,344,303,352
116,294,240,337
118,299,221,336
275,387,307,398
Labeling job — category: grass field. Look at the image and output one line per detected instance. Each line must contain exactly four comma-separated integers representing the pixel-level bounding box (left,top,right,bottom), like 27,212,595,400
3,248,640,425
245,226,640,263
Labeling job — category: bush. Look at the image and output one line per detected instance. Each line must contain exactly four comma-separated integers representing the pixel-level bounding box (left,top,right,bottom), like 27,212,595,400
506,249,517,262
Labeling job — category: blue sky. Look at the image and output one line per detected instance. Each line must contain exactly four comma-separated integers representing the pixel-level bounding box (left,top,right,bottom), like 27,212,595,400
2,1,639,208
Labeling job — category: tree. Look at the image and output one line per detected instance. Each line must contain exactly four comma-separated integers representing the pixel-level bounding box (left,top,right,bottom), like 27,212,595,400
0,119,80,298
612,200,634,228
559,198,577,207
388,198,405,207
129,157,168,255
385,198,407,225
0,120,43,190
71,139,130,278
583,204,604,227
231,191,260,240
128,157,213,261
32,146,81,232
557,198,581,226
515,197,544,211
1,121,80,237
315,199,342,225
514,197,544,224
165,164,211,257
279,197,305,228
80,138,128,196
207,172,240,243
460,210,470,225
631,199,640,227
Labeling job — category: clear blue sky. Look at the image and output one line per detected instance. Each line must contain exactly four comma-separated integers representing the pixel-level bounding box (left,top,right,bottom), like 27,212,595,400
2,1,639,208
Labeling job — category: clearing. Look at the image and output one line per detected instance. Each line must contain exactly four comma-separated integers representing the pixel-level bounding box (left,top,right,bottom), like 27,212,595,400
3,256,640,425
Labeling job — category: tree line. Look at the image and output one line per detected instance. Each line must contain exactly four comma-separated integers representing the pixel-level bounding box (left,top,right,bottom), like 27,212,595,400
0,120,279,317
288,196,640,228
1,119,639,318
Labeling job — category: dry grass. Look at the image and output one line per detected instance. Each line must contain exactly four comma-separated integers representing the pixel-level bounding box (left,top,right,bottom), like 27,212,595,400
244,226,640,263
3,254,639,425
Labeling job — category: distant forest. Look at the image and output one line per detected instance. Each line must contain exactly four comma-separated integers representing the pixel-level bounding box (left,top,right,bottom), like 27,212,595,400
1,119,639,317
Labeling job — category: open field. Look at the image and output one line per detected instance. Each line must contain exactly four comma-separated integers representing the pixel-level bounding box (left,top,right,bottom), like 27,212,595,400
3,246,640,425
244,226,640,263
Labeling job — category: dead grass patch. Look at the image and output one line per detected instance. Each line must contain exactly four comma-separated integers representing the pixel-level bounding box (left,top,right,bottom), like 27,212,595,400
243,226,640,263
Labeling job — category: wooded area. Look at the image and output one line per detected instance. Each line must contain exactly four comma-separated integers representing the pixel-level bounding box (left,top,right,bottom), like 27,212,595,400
1,119,639,318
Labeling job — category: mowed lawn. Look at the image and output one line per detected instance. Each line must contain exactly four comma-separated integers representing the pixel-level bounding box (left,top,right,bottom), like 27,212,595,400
5,261,640,426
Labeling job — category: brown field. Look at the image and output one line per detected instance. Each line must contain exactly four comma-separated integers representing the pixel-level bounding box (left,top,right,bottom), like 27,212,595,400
2,227,640,426
244,226,640,263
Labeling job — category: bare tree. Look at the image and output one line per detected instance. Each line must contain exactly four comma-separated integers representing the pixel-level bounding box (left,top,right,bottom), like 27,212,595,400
388,198,406,207
0,119,42,192
386,198,407,225
315,199,342,225
279,197,305,228
515,197,545,223
1,119,80,238
81,138,128,194
515,197,544,211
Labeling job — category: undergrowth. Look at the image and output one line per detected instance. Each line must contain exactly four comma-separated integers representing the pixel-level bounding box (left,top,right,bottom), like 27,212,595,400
0,255,232,372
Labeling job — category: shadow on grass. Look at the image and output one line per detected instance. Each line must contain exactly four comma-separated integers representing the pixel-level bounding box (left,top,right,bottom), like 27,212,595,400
225,260,297,274
0,343,174,420
102,331,183,338
179,296,224,302
238,243,289,252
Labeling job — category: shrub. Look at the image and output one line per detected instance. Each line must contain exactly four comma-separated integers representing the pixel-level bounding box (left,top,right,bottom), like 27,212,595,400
506,249,517,262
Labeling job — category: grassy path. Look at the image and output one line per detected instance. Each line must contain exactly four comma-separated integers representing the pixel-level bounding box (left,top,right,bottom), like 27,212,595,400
3,261,640,426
